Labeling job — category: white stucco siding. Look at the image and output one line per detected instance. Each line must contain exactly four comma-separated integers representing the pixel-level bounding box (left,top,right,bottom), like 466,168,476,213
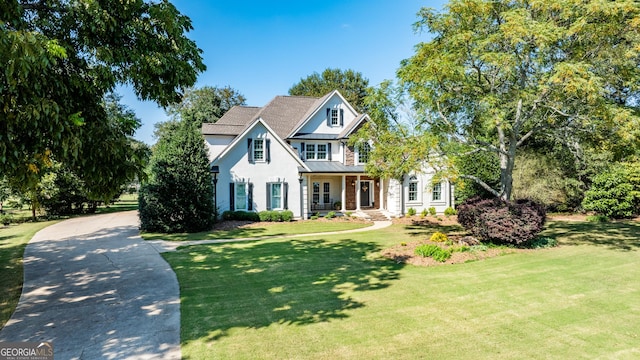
297,95,359,135
384,172,455,217
205,135,234,160
214,122,304,218
289,140,342,163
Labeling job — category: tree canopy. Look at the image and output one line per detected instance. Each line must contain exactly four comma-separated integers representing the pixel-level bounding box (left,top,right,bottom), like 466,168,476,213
289,68,370,113
1,0,205,184
155,85,246,139
397,0,640,201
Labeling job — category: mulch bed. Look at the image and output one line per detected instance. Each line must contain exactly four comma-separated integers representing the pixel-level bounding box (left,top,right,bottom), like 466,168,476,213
383,215,537,267
381,240,523,267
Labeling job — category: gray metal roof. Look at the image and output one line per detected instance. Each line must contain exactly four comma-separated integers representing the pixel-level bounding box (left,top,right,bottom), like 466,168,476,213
298,162,365,173
290,133,339,140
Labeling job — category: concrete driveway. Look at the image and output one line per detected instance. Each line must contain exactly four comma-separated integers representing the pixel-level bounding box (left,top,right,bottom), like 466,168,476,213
0,211,180,360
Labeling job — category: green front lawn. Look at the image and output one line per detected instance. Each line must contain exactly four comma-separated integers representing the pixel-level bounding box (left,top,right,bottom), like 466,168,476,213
0,221,58,328
165,220,640,359
142,219,372,241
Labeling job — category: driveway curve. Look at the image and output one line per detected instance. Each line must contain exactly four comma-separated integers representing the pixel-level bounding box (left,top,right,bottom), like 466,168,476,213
0,211,180,360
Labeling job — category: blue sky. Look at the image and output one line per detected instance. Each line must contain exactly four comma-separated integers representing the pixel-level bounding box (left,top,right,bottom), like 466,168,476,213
120,0,445,145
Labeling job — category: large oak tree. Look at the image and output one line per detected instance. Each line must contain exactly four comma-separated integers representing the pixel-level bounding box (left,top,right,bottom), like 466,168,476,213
398,0,640,201
1,0,205,195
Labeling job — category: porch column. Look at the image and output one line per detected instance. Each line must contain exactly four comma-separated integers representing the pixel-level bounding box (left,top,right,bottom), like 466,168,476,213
341,175,346,212
379,178,384,210
356,175,361,211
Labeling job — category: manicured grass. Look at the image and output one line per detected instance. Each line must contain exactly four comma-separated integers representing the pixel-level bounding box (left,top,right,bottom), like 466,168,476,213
142,220,372,241
1,193,138,221
0,221,58,328
95,193,139,214
165,220,640,359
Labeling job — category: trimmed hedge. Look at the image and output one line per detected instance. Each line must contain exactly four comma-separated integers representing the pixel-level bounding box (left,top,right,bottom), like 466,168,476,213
222,210,294,222
222,210,261,222
457,197,546,246
258,210,294,222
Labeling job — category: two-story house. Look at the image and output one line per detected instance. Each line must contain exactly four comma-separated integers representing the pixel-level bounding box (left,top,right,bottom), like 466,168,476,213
203,90,453,219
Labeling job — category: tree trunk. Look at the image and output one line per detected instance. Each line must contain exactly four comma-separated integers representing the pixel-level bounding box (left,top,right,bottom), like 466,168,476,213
499,133,519,202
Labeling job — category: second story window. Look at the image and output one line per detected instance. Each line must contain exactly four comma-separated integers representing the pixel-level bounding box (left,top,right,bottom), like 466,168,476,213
306,144,316,160
304,143,330,161
331,109,339,125
357,142,371,164
317,144,327,160
253,139,264,161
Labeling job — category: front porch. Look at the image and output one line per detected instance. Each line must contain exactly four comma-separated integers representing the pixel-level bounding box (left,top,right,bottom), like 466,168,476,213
302,173,385,217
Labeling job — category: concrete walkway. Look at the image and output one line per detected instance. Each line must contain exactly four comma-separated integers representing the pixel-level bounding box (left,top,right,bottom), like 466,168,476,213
147,220,393,253
0,211,180,360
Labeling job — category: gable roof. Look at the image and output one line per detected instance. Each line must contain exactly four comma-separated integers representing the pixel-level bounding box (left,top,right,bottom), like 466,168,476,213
201,90,359,140
287,90,357,138
202,106,260,135
212,117,310,171
202,95,324,139
339,114,370,138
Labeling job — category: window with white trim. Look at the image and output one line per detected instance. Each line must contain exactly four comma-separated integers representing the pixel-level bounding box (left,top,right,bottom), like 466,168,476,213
306,144,316,160
313,182,320,204
408,176,419,202
305,143,329,161
323,182,330,204
270,183,282,209
253,139,264,161
317,144,327,160
432,182,442,201
331,109,339,125
357,142,371,164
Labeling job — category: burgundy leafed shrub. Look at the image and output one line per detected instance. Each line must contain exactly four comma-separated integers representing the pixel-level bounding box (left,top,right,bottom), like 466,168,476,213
457,197,546,246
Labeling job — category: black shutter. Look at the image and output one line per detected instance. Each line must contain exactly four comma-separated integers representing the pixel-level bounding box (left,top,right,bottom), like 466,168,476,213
327,143,332,161
229,183,235,210
326,108,330,126
340,109,344,126
266,183,271,210
247,138,253,163
248,183,253,211
283,182,289,210
266,139,271,163
301,142,305,161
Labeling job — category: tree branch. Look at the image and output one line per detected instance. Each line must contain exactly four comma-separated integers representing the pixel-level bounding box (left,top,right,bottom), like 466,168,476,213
459,174,501,198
